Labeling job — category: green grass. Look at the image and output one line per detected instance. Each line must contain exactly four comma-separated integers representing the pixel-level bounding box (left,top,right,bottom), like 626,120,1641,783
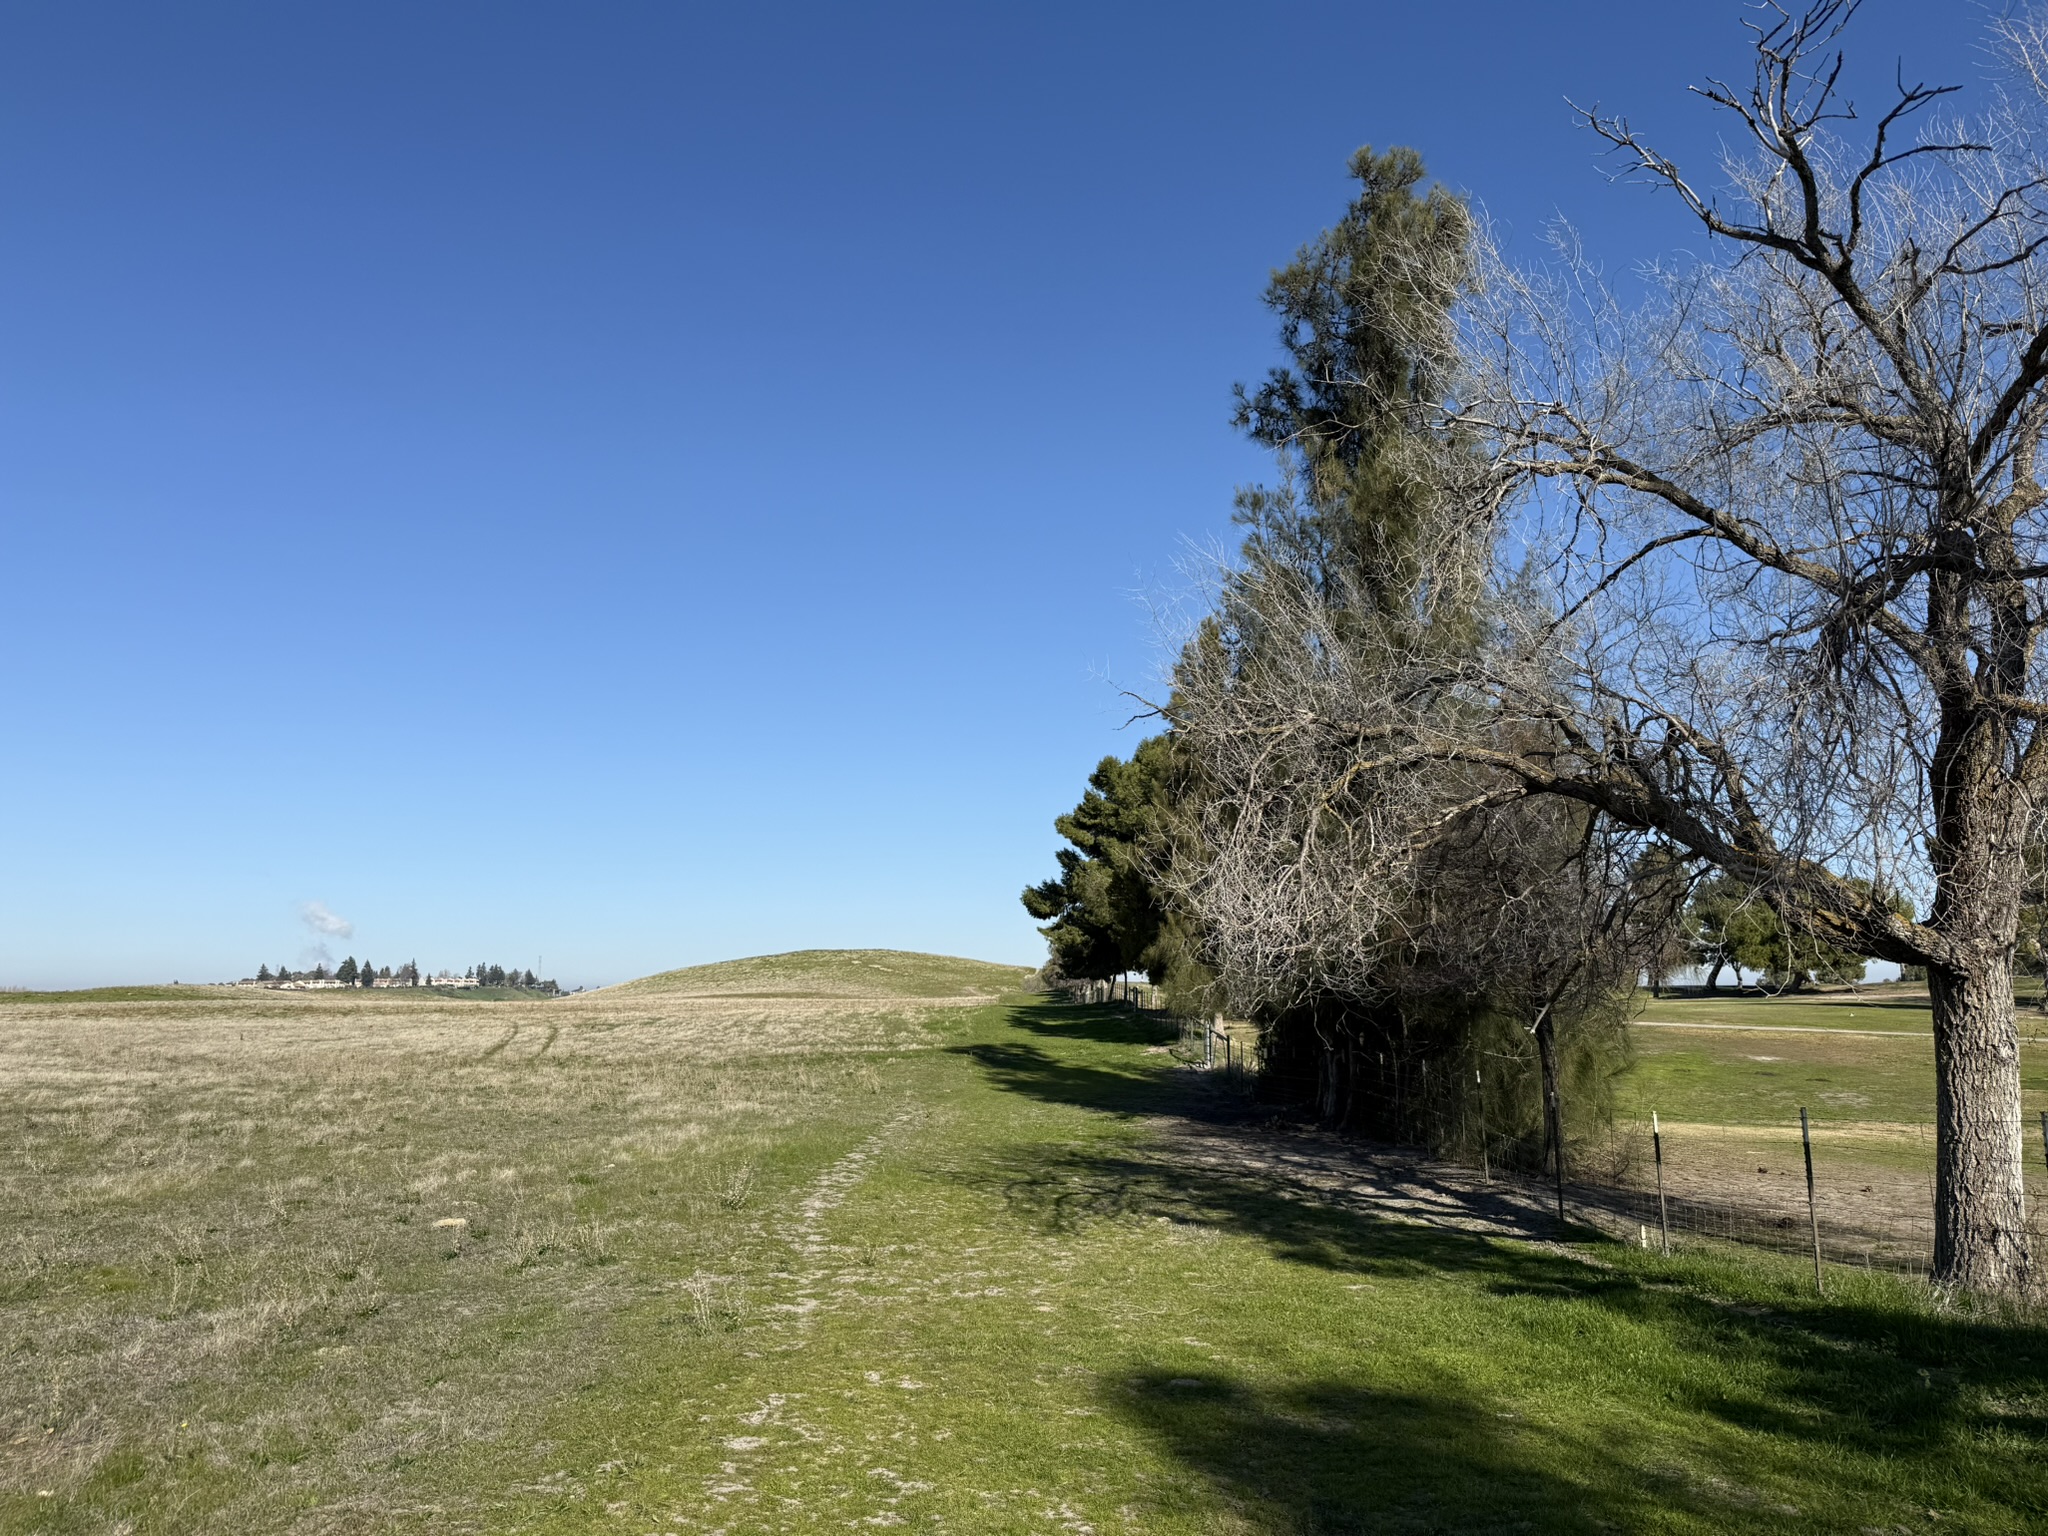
1619,1028,1950,1126
1641,987,1936,1032
1613,990,2048,1206
432,1000,2048,1534
0,986,235,1004
1617,991,2048,1140
6,966,2047,1533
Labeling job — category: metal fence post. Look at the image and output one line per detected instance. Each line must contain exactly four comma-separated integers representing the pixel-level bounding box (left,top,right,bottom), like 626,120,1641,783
1652,1110,1670,1256
1800,1107,1824,1295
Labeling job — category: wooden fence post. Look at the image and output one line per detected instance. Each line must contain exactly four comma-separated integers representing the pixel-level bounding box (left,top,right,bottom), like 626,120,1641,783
1476,1069,1489,1182
1800,1107,1824,1295
1652,1110,1670,1257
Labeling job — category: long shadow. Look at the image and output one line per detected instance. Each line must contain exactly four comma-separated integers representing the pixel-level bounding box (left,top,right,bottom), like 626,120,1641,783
1115,1368,1624,1534
982,1138,2048,1528
946,1002,1223,1120
949,1038,1198,1117
957,998,2048,1529
1010,1001,1181,1047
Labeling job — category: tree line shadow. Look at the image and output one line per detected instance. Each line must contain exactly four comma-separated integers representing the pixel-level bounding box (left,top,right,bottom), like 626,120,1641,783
950,1001,1245,1121
951,1000,2048,1531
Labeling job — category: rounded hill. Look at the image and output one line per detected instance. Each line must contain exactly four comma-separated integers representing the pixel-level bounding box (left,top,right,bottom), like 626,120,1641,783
605,949,1033,1000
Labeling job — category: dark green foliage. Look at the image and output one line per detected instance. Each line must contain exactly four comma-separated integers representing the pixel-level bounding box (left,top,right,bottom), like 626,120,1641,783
1231,144,1472,638
1022,736,1211,1009
1684,874,1883,991
336,956,359,987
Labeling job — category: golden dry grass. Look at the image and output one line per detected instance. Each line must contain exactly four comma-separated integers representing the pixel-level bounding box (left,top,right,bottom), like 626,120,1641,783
0,961,982,1532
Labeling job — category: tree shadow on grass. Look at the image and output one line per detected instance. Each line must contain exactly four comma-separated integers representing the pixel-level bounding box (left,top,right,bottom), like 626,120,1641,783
1010,1001,1182,1047
1115,1367,1647,1535
990,1141,2048,1531
950,1038,1204,1118
956,1001,2048,1530
947,1001,1247,1121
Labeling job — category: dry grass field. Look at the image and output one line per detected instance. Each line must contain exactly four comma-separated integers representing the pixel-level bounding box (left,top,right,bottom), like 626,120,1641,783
0,953,1021,1533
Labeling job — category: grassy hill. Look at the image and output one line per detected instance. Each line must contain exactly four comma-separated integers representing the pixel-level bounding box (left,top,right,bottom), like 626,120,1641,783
605,947,1032,1000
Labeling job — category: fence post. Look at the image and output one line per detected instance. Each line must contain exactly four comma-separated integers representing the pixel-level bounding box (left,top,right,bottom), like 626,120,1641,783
1207,1014,1218,1068
2039,1110,2047,1181
1652,1110,1670,1256
1800,1107,1824,1295
1476,1069,1489,1182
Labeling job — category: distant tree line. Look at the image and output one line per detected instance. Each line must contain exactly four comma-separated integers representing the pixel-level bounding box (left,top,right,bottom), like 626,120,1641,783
258,958,421,986
254,958,558,993
468,962,552,991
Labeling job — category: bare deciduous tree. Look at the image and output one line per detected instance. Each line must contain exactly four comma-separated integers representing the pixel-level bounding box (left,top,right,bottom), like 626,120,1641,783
1178,1,2048,1292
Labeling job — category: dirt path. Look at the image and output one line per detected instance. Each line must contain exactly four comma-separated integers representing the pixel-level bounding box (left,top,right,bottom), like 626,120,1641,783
1147,1108,1575,1243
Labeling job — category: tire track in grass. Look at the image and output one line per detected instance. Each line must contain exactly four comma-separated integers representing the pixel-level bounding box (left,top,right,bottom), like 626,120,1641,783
695,1110,925,1523
768,1109,921,1326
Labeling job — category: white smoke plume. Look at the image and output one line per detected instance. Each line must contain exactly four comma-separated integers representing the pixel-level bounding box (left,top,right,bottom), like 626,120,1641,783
299,900,354,940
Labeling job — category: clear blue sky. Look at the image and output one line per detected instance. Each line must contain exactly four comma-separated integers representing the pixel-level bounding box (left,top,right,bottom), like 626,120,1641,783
0,1,1977,988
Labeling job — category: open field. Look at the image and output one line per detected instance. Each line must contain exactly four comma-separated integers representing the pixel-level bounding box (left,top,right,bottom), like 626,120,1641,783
1593,989,2048,1269
1639,983,1939,1033
5,957,2048,1533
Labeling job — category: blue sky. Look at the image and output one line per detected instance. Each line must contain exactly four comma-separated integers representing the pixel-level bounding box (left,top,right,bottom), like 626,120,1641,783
0,1,1978,988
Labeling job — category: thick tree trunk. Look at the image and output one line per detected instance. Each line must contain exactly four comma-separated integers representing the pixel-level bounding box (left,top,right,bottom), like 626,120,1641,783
1705,957,1724,992
1929,956,2031,1292
1924,660,2033,1293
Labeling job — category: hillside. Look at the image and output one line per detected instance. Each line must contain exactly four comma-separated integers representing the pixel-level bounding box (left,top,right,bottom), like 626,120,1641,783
605,947,1033,1000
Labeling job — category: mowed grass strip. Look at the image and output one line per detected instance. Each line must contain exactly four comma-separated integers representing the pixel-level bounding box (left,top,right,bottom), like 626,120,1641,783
1638,986,1939,1033
454,1000,2048,1536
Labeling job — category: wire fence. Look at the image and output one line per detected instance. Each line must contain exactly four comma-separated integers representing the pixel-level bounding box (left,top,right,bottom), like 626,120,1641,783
1068,990,2048,1283
1176,1013,1257,1074
1440,1109,2048,1280
1152,1008,2048,1281
1064,978,1165,1009
1520,1110,2048,1280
